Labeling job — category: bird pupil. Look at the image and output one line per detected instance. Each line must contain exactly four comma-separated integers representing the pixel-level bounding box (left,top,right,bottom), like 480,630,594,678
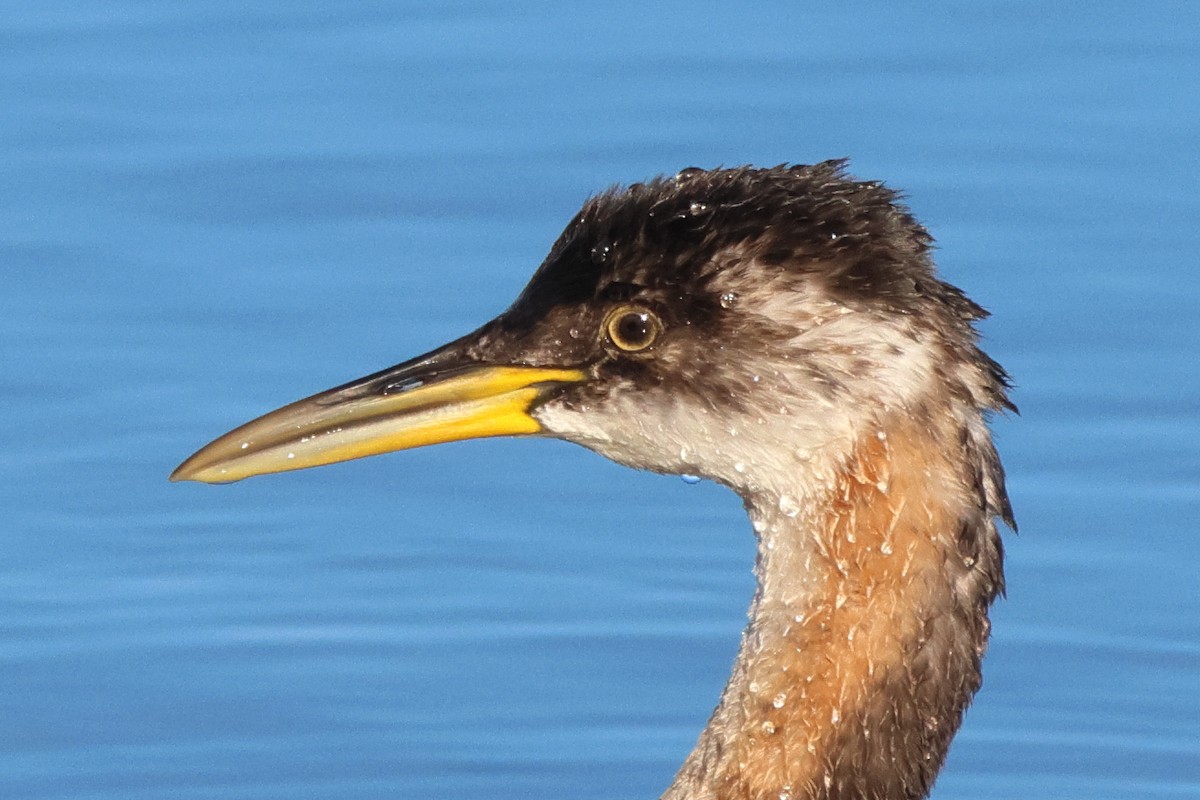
618,313,649,346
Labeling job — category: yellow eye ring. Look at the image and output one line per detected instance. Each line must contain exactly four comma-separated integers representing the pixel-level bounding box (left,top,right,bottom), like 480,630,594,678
603,305,662,352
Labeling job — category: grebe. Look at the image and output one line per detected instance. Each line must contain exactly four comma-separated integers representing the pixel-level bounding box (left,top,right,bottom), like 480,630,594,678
173,162,1014,800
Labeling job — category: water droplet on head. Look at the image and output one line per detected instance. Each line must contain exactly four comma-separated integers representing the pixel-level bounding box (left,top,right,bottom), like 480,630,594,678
590,239,613,263
717,291,739,310
761,720,776,735
772,692,787,708
681,474,701,485
733,462,745,473
880,541,894,556
689,201,709,215
286,452,295,460
674,166,704,183
567,327,582,340
240,442,249,450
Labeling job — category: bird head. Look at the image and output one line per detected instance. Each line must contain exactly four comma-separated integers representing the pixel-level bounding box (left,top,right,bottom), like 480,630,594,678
173,162,1008,497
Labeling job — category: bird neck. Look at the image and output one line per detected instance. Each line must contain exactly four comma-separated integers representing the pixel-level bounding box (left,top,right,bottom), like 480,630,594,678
663,412,1001,800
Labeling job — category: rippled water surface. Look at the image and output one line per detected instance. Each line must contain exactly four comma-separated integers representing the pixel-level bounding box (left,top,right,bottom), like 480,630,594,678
3,3,1198,798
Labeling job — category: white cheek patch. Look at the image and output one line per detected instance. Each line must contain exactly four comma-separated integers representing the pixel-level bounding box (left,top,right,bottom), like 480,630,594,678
533,269,955,507
534,389,689,473
534,376,858,504
791,312,938,413
711,265,939,410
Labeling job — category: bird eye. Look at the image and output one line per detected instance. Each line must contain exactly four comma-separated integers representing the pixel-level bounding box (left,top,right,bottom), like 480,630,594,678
603,306,662,353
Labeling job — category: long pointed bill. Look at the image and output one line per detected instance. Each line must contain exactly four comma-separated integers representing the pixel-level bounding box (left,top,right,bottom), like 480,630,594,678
171,348,585,484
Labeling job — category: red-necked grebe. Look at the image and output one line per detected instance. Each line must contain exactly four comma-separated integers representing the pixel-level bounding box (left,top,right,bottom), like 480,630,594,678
173,161,1014,800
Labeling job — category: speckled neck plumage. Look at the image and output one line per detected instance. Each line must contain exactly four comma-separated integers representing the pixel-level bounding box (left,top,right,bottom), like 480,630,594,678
663,408,1005,800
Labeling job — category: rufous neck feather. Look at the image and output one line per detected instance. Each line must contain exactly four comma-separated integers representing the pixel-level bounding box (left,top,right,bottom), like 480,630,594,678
663,411,1003,800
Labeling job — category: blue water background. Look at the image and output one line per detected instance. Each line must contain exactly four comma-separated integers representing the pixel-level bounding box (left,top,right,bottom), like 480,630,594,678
2,3,1197,798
